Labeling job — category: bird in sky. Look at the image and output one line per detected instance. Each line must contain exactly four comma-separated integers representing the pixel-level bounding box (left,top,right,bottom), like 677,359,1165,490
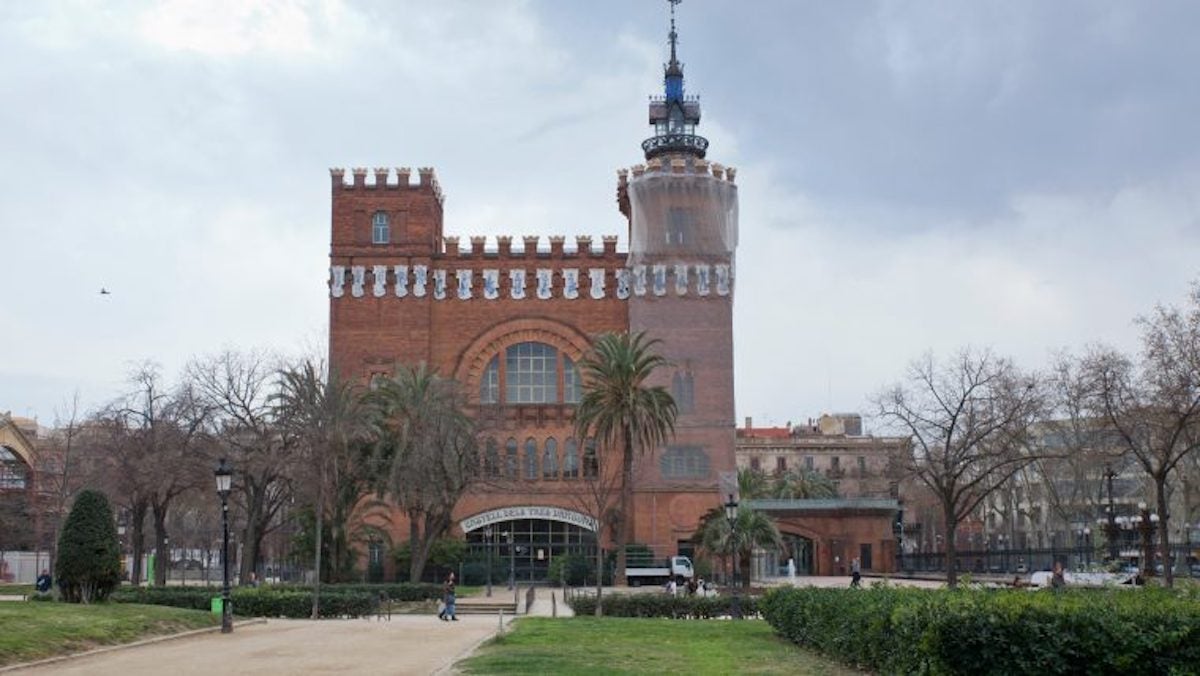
99,288,111,295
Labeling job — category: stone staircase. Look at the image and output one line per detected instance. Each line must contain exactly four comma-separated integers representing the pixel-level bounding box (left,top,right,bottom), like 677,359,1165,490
455,595,519,615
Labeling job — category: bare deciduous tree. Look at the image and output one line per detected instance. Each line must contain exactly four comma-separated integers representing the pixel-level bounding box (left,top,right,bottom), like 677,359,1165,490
1080,283,1200,586
874,348,1044,586
189,350,296,584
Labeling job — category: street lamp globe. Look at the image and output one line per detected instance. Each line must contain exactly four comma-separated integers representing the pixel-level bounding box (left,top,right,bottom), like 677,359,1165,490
215,458,233,497
724,494,738,524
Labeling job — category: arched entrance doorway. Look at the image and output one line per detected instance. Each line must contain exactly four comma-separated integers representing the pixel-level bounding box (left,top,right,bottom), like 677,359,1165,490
460,506,598,583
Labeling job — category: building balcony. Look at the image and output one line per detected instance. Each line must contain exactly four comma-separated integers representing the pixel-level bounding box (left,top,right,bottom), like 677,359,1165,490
642,133,709,160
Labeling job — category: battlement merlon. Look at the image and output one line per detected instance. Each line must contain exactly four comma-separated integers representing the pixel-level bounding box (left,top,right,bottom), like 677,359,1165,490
421,235,625,259
329,166,446,203
616,160,736,219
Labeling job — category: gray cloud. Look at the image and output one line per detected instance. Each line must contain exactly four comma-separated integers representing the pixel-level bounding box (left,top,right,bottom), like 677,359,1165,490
2,1,1197,430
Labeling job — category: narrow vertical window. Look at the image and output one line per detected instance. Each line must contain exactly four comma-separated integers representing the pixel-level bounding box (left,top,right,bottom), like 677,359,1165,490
480,356,499,404
542,438,559,479
505,438,518,479
524,438,539,480
563,357,581,404
372,211,390,244
583,438,598,479
485,438,500,478
563,438,579,479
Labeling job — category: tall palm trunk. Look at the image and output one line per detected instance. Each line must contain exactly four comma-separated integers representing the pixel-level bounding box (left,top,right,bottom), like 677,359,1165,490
617,426,634,585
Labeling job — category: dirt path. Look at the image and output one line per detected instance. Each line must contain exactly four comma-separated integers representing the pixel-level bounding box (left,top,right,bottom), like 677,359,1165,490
8,615,503,676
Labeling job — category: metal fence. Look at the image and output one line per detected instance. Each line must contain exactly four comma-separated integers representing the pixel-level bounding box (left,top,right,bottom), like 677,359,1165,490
899,544,1199,577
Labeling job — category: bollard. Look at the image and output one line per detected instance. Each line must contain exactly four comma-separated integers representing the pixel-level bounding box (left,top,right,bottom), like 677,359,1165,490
552,591,557,618
498,608,504,634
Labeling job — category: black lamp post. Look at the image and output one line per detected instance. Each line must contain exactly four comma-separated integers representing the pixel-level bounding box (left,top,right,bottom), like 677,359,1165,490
1137,502,1158,579
1104,464,1119,562
724,494,741,620
214,458,233,634
484,525,493,598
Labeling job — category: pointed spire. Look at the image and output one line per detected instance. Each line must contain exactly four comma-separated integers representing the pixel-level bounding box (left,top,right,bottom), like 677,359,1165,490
667,0,682,77
641,0,707,160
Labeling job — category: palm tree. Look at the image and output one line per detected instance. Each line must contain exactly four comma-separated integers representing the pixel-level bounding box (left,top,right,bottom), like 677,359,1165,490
574,332,677,585
273,360,373,618
371,363,477,582
739,467,837,500
698,506,783,589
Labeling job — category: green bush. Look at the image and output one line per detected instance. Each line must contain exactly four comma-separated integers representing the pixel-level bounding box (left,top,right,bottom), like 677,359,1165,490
110,582,443,614
760,586,1200,675
566,593,758,619
55,490,121,603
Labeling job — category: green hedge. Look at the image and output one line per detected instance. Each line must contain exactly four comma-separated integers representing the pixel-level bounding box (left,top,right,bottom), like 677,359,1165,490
761,586,1200,675
108,585,424,618
566,593,758,619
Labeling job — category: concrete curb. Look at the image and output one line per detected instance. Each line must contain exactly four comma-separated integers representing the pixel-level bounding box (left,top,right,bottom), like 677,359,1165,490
0,618,268,673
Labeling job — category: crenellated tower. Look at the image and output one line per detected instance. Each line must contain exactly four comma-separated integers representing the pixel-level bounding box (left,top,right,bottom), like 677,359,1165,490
618,0,740,557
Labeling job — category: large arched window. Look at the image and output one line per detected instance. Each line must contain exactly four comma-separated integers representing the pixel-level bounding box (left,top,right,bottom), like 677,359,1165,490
0,446,27,490
505,438,518,479
507,342,557,403
563,438,579,479
524,437,539,480
475,341,583,405
372,211,390,244
542,438,559,480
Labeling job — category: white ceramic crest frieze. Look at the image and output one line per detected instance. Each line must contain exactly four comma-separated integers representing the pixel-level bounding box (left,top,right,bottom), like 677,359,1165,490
330,266,346,298
372,265,388,297
536,269,553,300
483,269,500,300
393,265,409,298
563,269,580,300
589,268,606,299
456,269,472,300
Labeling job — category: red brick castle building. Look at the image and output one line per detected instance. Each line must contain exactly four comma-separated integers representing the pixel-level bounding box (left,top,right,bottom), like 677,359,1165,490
328,7,738,580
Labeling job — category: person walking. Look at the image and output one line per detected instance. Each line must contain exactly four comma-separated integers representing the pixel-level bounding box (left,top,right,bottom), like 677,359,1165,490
438,572,458,621
850,557,862,588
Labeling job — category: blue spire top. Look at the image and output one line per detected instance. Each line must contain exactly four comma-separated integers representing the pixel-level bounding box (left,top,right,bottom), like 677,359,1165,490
642,0,707,160
664,0,684,101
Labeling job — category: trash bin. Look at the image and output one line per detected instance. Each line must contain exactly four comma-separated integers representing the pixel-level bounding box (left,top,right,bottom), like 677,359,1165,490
211,596,223,616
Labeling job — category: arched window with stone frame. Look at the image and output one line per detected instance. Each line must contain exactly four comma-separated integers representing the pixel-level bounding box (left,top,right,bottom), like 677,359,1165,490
542,437,559,479
504,438,518,479
583,438,598,479
524,437,539,480
484,438,500,478
562,438,579,479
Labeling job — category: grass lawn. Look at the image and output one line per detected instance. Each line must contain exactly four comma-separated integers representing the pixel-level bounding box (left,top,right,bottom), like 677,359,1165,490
458,617,861,675
0,602,218,666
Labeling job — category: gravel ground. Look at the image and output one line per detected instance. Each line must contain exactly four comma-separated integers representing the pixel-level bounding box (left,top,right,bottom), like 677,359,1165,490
7,615,504,676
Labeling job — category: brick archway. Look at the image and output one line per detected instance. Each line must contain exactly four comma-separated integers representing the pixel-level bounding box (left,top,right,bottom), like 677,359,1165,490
453,317,595,396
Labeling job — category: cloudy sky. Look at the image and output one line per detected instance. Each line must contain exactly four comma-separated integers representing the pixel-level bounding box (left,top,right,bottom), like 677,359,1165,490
3,0,1198,430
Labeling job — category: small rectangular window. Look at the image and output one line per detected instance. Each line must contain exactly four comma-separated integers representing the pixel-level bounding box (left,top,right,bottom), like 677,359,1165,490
857,456,866,472
831,456,840,470
775,456,787,473
804,456,814,470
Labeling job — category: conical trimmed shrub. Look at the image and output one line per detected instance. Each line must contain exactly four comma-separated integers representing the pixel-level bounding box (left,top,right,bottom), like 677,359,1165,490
56,489,121,603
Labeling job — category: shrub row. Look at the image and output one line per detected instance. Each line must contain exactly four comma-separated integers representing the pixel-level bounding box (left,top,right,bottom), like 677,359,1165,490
110,586,391,618
566,593,758,619
269,582,443,602
760,586,1200,675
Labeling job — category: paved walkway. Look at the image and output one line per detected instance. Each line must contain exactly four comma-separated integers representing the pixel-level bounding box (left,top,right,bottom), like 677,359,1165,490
8,616,505,676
